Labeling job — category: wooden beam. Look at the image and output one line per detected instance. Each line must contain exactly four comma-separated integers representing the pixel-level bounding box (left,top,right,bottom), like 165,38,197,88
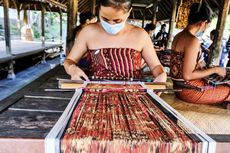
151,0,158,24
81,0,91,13
3,0,11,55
158,4,168,22
79,0,89,12
45,0,67,10
209,0,230,66
167,0,178,49
66,0,78,54
91,0,96,14
41,4,46,46
131,9,135,19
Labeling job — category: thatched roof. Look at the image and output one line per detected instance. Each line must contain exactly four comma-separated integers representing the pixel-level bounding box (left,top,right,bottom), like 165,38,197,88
0,0,226,21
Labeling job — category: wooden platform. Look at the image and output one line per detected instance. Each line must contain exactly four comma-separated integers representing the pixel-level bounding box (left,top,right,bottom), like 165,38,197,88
0,40,62,63
0,52,11,63
0,66,74,153
161,93,230,153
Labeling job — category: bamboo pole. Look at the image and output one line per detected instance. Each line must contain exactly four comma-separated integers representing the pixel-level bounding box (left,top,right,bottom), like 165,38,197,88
209,0,230,66
3,0,11,55
66,0,78,55
167,0,178,49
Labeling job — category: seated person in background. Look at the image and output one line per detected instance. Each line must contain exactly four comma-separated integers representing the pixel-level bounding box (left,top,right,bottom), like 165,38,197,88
69,12,97,46
208,30,218,52
154,24,168,49
64,0,167,84
75,11,98,37
227,35,230,67
144,23,155,40
69,11,97,70
220,40,229,68
208,29,229,67
170,2,230,105
200,29,217,65
144,23,164,52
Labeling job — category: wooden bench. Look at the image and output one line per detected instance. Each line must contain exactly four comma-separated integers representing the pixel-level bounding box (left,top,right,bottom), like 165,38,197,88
0,41,63,79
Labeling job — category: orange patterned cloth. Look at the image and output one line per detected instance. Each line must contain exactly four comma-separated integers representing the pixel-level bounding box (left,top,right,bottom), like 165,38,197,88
176,80,230,104
170,50,230,104
88,48,142,80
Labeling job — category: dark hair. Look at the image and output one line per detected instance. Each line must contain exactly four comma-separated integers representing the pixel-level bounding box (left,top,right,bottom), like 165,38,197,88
161,24,166,29
144,23,156,32
79,11,95,25
99,0,132,12
188,2,212,25
210,29,218,40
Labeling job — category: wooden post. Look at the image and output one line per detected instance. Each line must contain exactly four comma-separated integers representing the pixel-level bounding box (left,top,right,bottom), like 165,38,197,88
17,9,21,39
151,0,158,25
3,0,11,55
209,0,230,66
12,0,21,39
59,10,63,42
66,0,78,55
167,0,177,49
23,10,28,25
4,0,15,79
41,4,45,46
91,0,96,14
141,9,145,28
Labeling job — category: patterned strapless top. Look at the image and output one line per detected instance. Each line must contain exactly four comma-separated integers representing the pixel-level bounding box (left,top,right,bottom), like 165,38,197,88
170,50,184,80
170,50,202,81
88,48,142,80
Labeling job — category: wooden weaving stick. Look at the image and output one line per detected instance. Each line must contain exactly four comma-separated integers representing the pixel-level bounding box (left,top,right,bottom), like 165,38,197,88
57,78,167,90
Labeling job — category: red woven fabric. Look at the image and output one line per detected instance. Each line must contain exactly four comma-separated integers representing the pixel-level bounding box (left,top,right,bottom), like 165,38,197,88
88,48,142,80
61,85,199,153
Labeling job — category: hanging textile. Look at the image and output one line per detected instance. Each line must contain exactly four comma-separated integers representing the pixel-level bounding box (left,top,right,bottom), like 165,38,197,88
176,0,202,29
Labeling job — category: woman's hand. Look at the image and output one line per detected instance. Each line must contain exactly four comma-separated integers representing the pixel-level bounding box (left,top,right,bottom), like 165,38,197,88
153,71,167,83
151,65,167,82
68,65,89,81
214,67,227,77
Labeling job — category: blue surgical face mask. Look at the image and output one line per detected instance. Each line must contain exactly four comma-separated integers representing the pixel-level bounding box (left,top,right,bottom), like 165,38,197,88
101,20,126,35
196,31,205,38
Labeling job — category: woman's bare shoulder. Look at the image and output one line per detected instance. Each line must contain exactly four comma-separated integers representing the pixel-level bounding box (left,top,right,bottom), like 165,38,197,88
175,31,200,45
78,23,101,36
128,24,149,38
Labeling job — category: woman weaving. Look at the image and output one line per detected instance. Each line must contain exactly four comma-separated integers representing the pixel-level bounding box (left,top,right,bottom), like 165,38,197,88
64,0,166,83
170,2,230,105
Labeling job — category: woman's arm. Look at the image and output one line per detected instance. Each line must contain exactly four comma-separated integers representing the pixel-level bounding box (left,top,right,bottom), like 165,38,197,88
64,26,90,81
183,38,226,81
141,31,167,83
